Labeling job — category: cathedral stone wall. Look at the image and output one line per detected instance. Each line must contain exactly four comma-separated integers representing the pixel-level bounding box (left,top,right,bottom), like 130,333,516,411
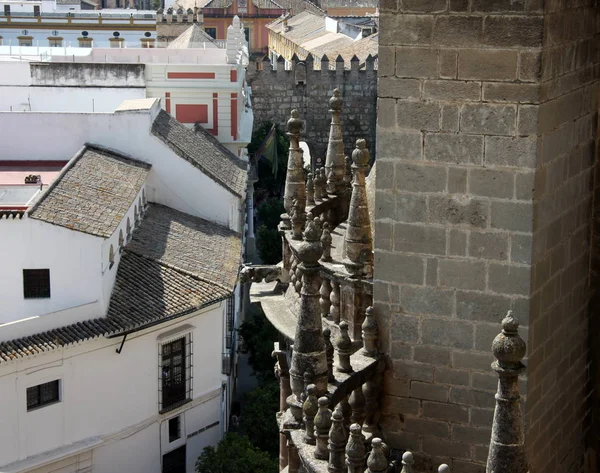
375,1,598,472
247,58,378,163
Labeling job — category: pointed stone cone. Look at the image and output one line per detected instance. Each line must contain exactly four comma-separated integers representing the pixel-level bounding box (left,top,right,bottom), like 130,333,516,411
324,89,346,196
345,423,366,473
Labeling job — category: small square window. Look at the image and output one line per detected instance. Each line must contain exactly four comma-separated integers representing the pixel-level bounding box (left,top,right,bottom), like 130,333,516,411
27,380,60,411
23,269,50,299
168,416,181,442
49,39,62,47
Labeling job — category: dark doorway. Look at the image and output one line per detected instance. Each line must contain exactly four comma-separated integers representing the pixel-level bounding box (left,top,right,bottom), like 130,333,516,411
162,445,186,473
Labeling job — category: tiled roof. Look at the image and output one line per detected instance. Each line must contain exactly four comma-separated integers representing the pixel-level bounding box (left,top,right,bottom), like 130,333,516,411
202,0,282,7
151,110,247,197
0,203,241,363
28,146,150,239
167,24,218,49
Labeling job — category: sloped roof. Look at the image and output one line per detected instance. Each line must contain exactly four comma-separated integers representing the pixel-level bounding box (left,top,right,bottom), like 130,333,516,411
28,146,150,239
0,203,241,363
201,0,282,8
167,24,218,49
151,110,247,197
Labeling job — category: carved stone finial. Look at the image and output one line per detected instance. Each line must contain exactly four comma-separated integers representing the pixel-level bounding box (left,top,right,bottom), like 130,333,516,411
320,278,332,320
291,199,303,240
323,328,334,382
303,384,318,445
361,306,378,357
487,310,528,473
344,155,352,187
349,386,366,426
366,438,388,473
306,173,316,206
438,465,450,473
314,397,332,460
320,222,333,262
328,406,346,472
325,89,346,195
335,321,353,373
346,423,366,473
344,139,373,277
401,451,414,473
302,370,314,402
288,109,303,135
283,110,306,232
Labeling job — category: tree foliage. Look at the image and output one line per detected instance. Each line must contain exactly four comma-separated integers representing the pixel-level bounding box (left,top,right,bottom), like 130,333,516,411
255,198,285,264
238,306,279,381
240,379,280,455
249,121,289,200
195,433,278,473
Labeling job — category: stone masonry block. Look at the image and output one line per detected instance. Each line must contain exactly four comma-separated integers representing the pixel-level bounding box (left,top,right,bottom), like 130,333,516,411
439,259,486,291
423,401,470,423
375,251,425,284
423,80,482,101
456,291,511,323
425,133,483,165
394,223,447,255
384,371,410,397
483,83,540,104
448,167,467,193
382,395,421,415
392,342,413,362
426,257,438,286
375,221,393,252
475,323,502,352
380,77,422,99
383,14,434,45
448,229,467,256
395,47,439,78
401,0,448,13
378,45,396,77
422,318,474,349
396,163,447,192
404,416,450,439
433,16,483,47
468,168,514,199
452,351,494,371
377,128,422,160
441,105,460,131
450,0,468,11
397,100,441,131
428,195,489,228
460,104,517,135
378,98,396,128
393,193,428,223
488,263,532,296
459,49,518,81
519,50,542,82
511,233,533,264
440,49,458,79
471,371,498,391
517,105,539,136
391,314,420,342
484,136,537,168
490,201,533,232
393,360,434,382
450,386,496,409
414,346,451,366
516,171,535,200
401,286,454,316
469,231,509,260
411,381,449,402
376,161,395,189
422,438,472,459
470,407,494,426
472,0,526,12
452,424,492,445
483,15,543,48
435,366,470,386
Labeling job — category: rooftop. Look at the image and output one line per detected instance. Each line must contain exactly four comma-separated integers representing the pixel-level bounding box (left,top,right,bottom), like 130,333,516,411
0,160,66,210
167,24,219,49
0,203,241,362
151,110,248,197
28,146,151,239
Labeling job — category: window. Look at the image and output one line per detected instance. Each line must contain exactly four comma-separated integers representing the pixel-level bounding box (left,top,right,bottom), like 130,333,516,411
168,416,181,442
49,38,63,47
33,5,40,16
160,337,192,412
134,205,139,224
118,229,124,248
18,37,33,47
78,38,92,48
23,269,50,299
4,5,10,16
27,380,60,411
109,245,115,269
126,217,131,240
205,27,217,39
162,445,186,473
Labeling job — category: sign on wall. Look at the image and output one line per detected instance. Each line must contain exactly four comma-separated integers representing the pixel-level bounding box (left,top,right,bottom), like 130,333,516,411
238,0,247,13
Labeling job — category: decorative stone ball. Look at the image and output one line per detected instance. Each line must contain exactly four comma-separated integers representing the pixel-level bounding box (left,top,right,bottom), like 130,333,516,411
330,89,343,112
438,464,450,473
402,451,414,464
352,139,370,167
492,310,526,366
287,109,303,135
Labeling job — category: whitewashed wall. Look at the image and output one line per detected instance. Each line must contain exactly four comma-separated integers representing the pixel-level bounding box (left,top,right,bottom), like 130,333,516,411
0,304,226,473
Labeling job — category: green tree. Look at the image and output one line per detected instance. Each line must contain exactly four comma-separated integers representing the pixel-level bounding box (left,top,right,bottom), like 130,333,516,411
240,380,280,455
255,198,285,264
195,433,278,473
249,122,289,200
238,306,279,381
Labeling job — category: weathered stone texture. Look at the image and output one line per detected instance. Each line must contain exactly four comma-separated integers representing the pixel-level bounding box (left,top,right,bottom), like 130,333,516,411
375,1,598,472
247,60,377,161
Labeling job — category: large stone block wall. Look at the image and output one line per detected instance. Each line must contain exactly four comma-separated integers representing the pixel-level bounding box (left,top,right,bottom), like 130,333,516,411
375,1,598,472
526,1,599,471
247,58,378,162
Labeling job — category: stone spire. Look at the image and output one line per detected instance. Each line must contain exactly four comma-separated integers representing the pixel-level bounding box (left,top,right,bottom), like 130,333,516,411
283,110,306,230
344,139,373,277
289,217,328,402
324,89,346,195
487,311,528,473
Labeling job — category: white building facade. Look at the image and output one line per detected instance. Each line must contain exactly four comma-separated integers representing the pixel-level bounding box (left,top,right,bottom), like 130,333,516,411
0,98,248,473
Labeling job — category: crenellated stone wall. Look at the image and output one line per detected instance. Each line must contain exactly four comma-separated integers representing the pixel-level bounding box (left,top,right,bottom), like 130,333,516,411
246,56,378,163
375,1,599,473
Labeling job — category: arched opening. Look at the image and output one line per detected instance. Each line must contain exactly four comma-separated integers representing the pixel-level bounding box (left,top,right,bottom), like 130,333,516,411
118,229,124,248
109,244,115,269
126,217,131,240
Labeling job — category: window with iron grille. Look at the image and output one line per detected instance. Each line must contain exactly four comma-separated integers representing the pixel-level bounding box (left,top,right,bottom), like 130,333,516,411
27,380,60,411
159,336,193,413
23,269,50,299
226,296,234,333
